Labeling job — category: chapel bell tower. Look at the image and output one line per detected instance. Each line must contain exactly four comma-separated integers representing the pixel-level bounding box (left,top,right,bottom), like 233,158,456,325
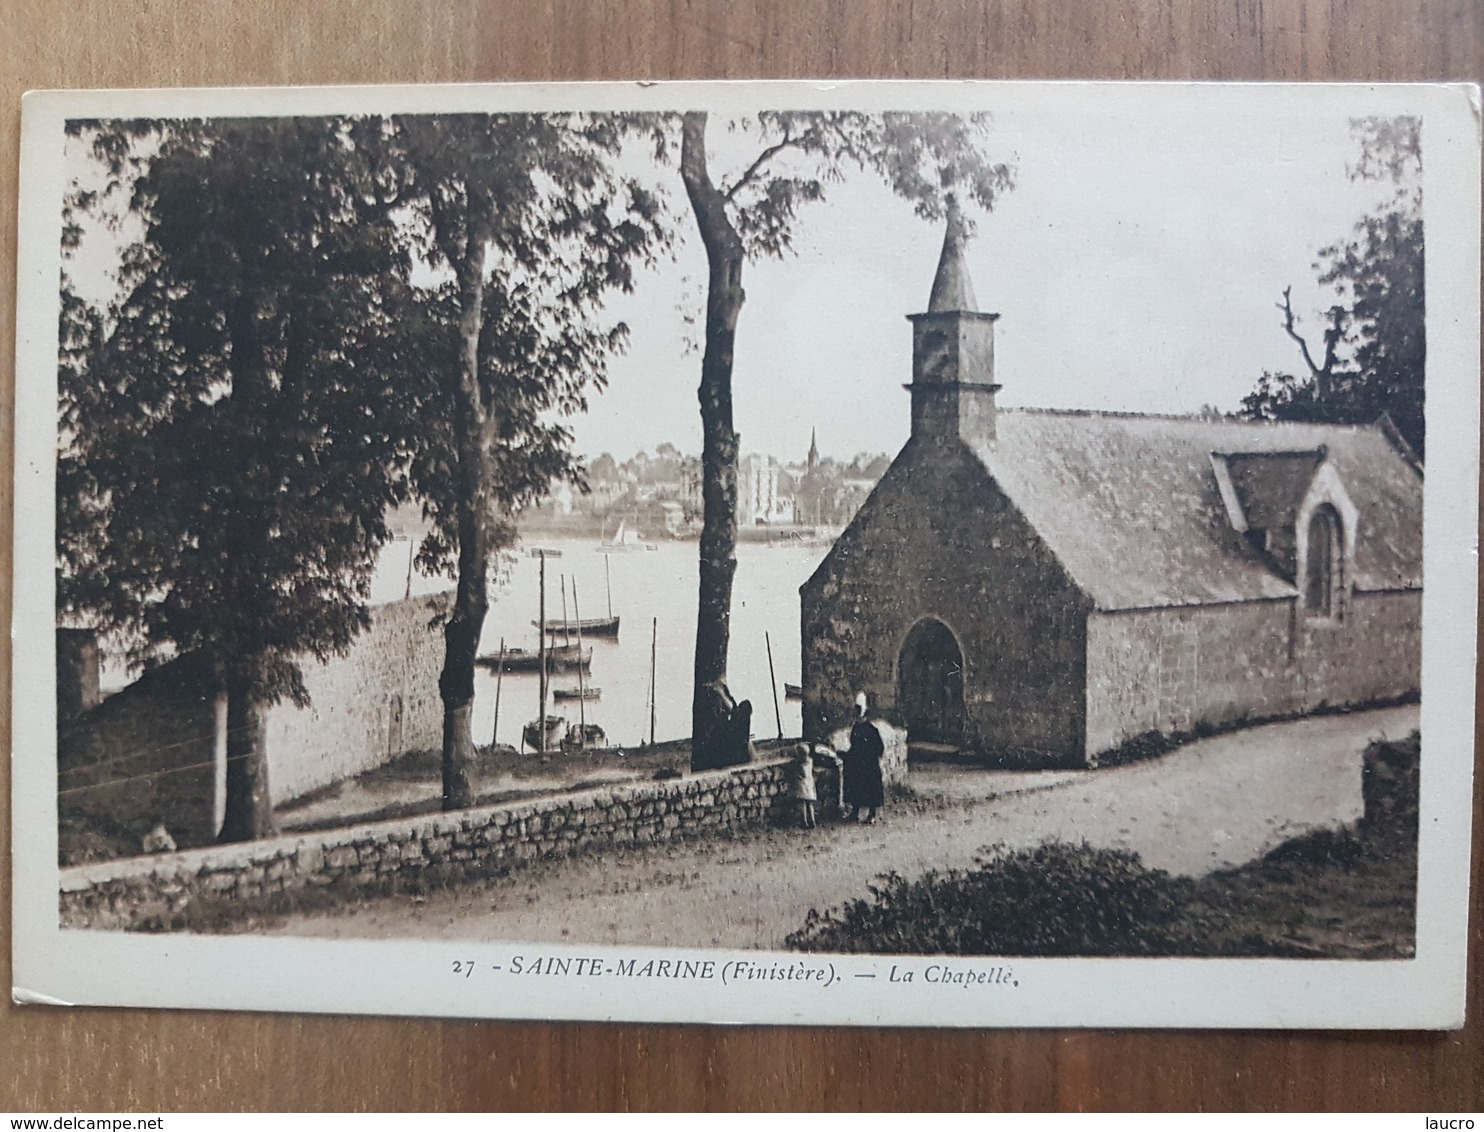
906,197,1001,445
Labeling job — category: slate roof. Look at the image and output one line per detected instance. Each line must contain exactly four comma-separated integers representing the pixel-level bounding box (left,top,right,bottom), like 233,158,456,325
1213,449,1327,531
966,410,1423,611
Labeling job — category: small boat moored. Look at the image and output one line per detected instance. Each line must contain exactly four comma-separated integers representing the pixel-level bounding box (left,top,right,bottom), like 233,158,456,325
563,722,608,750
523,715,566,752
537,615,620,637
477,643,591,673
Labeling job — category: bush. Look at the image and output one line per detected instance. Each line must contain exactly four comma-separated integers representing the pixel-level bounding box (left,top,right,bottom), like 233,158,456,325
786,841,1209,956
1258,825,1366,868
1361,730,1419,835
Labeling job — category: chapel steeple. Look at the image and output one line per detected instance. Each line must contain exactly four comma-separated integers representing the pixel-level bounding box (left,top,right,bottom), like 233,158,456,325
927,199,978,313
906,197,1001,445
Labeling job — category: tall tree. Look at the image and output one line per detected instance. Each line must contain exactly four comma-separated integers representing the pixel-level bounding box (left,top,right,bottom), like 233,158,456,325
388,115,662,809
1242,116,1425,456
664,112,1014,769
59,117,416,841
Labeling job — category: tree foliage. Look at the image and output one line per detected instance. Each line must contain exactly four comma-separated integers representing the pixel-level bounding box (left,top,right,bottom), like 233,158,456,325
383,114,665,807
650,111,1015,768
59,117,418,839
60,112,666,833
391,115,664,576
1242,117,1424,456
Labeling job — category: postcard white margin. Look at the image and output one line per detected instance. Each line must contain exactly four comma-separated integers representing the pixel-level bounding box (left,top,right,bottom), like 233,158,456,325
12,80,1480,1029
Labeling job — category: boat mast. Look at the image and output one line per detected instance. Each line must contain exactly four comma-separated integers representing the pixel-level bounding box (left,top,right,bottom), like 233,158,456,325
491,637,505,748
538,551,548,754
605,554,612,619
649,616,657,748
573,580,586,741
766,630,783,741
560,575,571,644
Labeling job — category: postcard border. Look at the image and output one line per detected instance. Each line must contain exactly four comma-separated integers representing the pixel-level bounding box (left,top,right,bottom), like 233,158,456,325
12,79,1480,1029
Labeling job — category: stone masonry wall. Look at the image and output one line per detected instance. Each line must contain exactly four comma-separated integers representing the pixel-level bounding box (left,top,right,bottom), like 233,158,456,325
58,592,452,856
57,663,221,854
60,759,797,931
266,591,450,803
802,437,1090,764
1085,589,1421,757
825,720,910,790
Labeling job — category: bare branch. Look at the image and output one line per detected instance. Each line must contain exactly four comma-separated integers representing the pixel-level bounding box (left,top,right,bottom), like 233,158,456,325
1278,285,1342,400
1279,286,1320,373
721,128,798,203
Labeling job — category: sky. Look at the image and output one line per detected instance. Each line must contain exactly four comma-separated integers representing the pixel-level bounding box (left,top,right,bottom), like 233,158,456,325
63,95,1407,467
574,100,1403,464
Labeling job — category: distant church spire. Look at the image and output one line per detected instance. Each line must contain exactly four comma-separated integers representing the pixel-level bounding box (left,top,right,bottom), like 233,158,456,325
927,196,978,313
807,427,819,470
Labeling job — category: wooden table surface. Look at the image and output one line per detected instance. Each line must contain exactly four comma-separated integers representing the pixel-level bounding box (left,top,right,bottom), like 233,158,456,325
2,0,1481,1112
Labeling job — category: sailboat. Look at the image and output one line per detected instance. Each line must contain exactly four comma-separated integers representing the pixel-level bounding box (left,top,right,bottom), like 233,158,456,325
520,549,565,754
596,518,651,553
537,555,620,636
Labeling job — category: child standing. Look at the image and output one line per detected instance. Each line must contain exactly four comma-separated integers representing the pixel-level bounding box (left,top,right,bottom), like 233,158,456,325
787,743,818,830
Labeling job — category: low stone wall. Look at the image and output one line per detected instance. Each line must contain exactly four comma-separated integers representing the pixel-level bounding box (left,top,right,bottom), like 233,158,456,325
824,720,909,789
60,758,798,931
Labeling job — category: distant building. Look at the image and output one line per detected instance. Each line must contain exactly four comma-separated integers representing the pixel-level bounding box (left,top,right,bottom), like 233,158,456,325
657,499,687,537
801,207,1422,766
739,453,794,525
588,479,627,510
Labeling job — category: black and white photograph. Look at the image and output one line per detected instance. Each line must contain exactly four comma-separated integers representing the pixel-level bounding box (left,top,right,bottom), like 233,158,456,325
11,81,1480,1028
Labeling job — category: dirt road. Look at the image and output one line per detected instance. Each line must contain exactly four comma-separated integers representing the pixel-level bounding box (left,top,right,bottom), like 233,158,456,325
268,704,1417,950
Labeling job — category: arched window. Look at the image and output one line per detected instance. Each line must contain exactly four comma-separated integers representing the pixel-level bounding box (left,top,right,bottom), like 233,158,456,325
1305,505,1342,618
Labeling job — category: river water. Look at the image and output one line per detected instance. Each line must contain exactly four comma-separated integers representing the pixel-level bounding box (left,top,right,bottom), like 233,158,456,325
377,535,831,749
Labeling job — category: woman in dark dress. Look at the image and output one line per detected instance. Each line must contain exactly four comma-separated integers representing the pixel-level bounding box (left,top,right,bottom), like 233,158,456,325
842,696,885,824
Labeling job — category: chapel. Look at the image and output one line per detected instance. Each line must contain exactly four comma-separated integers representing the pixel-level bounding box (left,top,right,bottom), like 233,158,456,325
799,206,1423,766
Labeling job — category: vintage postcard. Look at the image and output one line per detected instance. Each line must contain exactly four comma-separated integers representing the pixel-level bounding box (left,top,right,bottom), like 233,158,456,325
11,81,1480,1028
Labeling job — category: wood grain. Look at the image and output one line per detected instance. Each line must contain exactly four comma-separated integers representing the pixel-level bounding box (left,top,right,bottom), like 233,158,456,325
2,0,1481,1112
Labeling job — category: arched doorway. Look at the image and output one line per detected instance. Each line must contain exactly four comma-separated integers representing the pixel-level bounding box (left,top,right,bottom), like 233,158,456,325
897,618,966,745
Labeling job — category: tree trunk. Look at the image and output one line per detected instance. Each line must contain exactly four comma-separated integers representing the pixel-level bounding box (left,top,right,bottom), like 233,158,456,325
217,296,278,843
438,219,491,810
217,671,276,843
680,112,748,772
